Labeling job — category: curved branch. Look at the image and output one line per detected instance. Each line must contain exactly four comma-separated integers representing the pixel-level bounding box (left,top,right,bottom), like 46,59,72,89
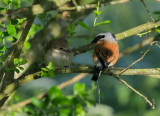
1,66,160,101
72,20,160,55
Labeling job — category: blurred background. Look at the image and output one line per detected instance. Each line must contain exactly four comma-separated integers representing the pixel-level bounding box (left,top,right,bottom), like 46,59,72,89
1,0,160,116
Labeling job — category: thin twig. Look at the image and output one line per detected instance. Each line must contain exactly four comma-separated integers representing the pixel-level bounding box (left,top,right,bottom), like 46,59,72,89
141,0,155,22
119,41,157,75
72,0,78,7
110,73,155,109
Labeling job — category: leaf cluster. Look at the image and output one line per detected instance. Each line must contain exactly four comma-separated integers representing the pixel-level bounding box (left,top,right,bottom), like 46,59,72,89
5,83,96,116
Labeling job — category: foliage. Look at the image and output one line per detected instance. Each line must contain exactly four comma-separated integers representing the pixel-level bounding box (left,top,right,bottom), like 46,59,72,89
5,83,96,116
13,58,27,73
1,0,160,116
41,61,55,78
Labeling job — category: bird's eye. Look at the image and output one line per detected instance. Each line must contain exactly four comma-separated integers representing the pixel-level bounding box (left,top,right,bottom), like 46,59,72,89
60,47,63,50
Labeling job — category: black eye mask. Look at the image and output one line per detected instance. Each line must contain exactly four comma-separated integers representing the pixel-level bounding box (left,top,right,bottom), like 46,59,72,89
91,35,105,44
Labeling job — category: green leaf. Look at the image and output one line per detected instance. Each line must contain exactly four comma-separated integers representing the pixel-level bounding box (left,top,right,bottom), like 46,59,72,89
68,23,76,36
158,16,160,20
18,66,24,70
41,68,49,71
155,28,160,33
0,46,6,51
78,21,91,31
24,41,31,50
59,108,71,116
7,24,17,37
48,71,54,78
0,7,6,12
5,68,11,72
31,97,44,108
13,95,20,101
3,0,8,4
15,68,20,73
14,58,19,66
0,38,2,42
74,83,86,95
95,20,111,26
94,10,103,15
75,104,86,116
20,59,28,65
41,72,48,77
7,36,13,41
3,32,9,37
48,86,62,100
11,19,18,25
12,0,19,8
154,11,160,15
46,62,55,71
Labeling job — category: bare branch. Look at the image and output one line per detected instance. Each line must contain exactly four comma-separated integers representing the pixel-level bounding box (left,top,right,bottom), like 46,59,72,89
0,0,131,23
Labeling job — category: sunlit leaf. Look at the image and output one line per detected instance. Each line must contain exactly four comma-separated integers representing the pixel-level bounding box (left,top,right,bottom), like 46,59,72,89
41,72,48,77
24,40,31,50
48,86,62,100
78,21,91,31
74,83,86,95
48,71,54,78
7,24,17,37
3,0,8,4
7,36,13,41
0,46,6,51
46,61,55,71
94,10,103,15
41,68,49,71
95,20,111,26
31,97,44,108
155,28,160,33
14,58,19,66
20,59,28,65
59,108,71,116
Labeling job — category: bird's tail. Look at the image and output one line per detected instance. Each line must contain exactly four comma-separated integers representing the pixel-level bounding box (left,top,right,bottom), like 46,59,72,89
92,68,102,81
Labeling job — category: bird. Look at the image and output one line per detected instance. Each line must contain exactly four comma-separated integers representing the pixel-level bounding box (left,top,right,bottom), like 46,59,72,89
91,32,119,81
44,39,73,67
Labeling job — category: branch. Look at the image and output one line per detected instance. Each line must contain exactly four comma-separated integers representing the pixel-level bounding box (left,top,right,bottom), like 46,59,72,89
0,0,70,23
0,73,88,113
1,66,160,102
0,0,131,23
116,20,160,40
72,20,160,55
119,34,155,58
0,0,39,108
1,65,160,112
109,72,155,109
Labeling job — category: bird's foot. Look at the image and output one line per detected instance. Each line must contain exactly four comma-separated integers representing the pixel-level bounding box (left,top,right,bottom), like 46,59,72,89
63,66,69,72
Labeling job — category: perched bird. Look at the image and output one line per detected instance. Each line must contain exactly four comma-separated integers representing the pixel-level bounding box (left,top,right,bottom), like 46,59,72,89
91,32,119,81
44,39,73,67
